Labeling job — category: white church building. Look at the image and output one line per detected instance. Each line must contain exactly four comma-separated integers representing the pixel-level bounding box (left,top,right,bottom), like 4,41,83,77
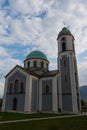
2,27,81,113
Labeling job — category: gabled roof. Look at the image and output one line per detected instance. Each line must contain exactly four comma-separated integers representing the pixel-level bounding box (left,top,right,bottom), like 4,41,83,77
40,70,59,77
5,65,59,78
5,65,38,78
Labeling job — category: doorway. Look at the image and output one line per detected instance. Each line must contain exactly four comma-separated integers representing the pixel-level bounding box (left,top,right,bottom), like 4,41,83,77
13,98,17,110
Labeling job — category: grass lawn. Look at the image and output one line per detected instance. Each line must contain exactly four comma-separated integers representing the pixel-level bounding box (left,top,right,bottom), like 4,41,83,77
0,115,87,130
0,112,70,121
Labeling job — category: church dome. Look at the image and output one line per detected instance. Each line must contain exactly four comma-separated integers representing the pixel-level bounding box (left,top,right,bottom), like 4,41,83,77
58,27,73,39
26,50,48,61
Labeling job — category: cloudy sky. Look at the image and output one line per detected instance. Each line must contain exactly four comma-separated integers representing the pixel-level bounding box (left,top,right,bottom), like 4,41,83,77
0,0,87,97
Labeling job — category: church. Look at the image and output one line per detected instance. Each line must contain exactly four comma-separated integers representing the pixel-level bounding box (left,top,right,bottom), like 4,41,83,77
2,27,81,113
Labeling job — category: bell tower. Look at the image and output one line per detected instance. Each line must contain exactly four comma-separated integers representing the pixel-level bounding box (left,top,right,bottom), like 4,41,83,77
57,27,81,113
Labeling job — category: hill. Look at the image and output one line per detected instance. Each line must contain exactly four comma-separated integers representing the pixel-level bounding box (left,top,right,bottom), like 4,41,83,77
80,85,87,102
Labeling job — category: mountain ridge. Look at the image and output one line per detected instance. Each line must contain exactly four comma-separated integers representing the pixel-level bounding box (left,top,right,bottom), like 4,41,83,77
80,85,87,102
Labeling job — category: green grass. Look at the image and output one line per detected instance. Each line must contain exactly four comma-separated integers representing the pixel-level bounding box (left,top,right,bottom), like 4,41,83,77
0,112,69,121
0,115,87,130
0,107,1,112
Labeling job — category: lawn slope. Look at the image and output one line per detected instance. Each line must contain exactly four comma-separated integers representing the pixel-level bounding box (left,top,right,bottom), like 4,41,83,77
0,115,87,130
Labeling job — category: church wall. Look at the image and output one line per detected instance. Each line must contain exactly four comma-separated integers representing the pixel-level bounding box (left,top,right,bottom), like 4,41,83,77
57,78,61,111
8,71,26,85
42,79,52,112
31,78,38,112
74,56,81,111
25,59,49,70
60,55,73,111
5,71,26,112
69,54,80,112
62,95,72,111
60,55,71,93
58,36,74,53
5,94,25,111
2,79,8,111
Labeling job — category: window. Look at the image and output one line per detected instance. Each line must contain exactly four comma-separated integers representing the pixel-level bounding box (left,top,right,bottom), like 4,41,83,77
27,61,30,68
75,72,77,83
62,42,66,51
34,61,37,67
14,79,19,93
20,82,24,93
9,83,13,93
46,85,49,94
61,37,66,41
65,75,67,82
64,60,66,67
41,61,44,68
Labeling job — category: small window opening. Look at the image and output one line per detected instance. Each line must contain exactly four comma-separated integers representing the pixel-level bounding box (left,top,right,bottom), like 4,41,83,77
62,42,66,51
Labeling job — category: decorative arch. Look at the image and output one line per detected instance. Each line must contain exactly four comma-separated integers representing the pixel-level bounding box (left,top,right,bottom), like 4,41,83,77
9,83,13,93
27,61,30,68
46,85,49,94
61,37,66,41
13,98,17,110
20,82,24,93
14,79,19,93
34,61,37,67
41,61,44,68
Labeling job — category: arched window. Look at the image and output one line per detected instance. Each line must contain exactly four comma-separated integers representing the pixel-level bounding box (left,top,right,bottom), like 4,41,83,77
41,61,44,68
9,83,13,93
34,61,37,67
20,82,24,93
13,98,17,110
14,79,19,93
61,37,66,41
65,75,67,82
62,42,66,51
27,61,30,68
46,85,49,94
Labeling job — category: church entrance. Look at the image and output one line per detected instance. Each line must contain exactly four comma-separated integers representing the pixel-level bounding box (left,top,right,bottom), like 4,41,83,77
13,98,17,110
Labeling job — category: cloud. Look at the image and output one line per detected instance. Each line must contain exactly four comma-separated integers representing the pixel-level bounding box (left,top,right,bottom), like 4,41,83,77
0,56,22,97
84,57,87,60
0,0,87,96
0,46,9,57
9,0,48,15
0,57,22,75
78,60,87,86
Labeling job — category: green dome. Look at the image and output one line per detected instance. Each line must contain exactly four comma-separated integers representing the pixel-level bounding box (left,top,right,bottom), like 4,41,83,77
58,27,73,39
26,50,48,61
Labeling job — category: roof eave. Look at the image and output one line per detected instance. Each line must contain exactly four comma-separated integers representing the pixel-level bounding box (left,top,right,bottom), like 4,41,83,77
57,34,74,40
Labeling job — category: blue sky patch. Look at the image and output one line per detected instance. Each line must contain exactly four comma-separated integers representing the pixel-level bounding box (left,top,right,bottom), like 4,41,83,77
2,0,9,7
36,11,47,19
78,50,87,62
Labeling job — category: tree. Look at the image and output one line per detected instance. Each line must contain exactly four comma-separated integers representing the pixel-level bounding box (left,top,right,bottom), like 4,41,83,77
81,99,87,106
